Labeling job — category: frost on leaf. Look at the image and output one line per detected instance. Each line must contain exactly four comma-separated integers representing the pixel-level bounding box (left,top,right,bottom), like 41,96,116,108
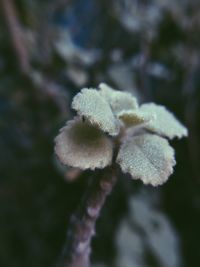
118,109,154,127
55,119,113,170
99,83,138,114
117,133,176,186
140,103,188,139
72,88,119,136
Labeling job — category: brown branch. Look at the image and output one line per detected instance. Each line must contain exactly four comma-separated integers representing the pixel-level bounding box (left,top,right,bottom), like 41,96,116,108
56,166,118,267
0,0,30,74
182,50,200,181
36,0,72,63
139,38,152,101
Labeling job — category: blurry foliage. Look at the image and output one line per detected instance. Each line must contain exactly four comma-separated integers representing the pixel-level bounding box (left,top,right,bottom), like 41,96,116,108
115,189,182,267
0,0,200,266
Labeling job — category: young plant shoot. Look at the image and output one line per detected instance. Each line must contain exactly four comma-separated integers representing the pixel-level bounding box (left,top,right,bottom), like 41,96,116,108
55,83,188,267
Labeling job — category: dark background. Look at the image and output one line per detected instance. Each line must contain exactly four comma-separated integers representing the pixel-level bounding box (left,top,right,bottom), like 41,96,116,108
0,0,200,266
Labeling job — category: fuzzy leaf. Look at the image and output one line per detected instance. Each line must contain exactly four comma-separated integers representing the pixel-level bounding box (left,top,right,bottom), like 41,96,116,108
72,88,119,136
140,103,188,139
55,119,113,170
117,133,176,186
118,109,154,127
99,83,138,114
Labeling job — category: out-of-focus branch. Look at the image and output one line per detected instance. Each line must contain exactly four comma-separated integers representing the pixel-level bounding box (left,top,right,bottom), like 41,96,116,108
37,0,72,63
48,0,72,13
182,50,200,180
139,39,152,101
0,0,69,114
0,0,30,74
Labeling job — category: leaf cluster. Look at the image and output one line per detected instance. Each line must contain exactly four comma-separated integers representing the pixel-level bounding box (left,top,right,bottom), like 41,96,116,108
55,84,187,186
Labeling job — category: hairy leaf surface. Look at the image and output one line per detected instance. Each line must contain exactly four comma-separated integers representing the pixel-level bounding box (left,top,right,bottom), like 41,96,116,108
99,83,138,114
118,109,154,127
55,119,113,170
117,133,176,186
140,103,188,139
72,88,119,136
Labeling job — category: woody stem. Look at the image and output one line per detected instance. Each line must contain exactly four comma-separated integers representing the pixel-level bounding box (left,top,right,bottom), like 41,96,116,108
56,166,117,267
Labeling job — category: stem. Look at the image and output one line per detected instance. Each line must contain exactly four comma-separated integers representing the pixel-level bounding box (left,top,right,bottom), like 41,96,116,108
57,166,118,267
138,37,152,101
37,0,71,64
0,0,30,74
182,50,199,180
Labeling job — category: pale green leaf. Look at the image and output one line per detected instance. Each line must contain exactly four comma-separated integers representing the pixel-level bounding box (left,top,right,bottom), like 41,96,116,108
118,109,155,127
117,133,176,186
55,118,113,170
140,103,188,139
72,88,119,136
99,83,138,114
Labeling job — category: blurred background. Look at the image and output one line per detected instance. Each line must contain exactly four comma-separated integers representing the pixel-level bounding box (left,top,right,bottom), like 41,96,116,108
0,0,200,266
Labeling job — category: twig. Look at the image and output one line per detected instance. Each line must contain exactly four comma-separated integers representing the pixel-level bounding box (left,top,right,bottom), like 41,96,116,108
139,38,152,101
36,0,71,63
0,0,30,74
56,166,118,267
182,50,200,180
